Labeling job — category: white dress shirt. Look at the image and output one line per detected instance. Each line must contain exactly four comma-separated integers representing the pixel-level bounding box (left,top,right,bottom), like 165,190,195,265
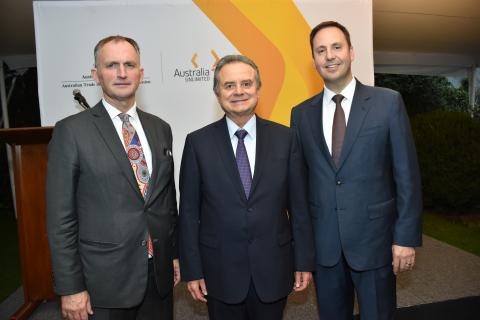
103,99,153,175
322,78,357,155
226,115,256,177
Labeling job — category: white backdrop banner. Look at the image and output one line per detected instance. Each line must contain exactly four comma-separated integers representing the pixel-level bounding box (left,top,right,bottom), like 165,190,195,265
34,0,373,179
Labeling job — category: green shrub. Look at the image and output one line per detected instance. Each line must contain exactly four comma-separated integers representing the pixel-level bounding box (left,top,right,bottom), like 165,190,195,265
411,111,480,211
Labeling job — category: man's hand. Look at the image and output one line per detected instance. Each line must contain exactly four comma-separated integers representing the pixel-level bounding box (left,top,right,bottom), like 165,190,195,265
61,290,93,320
173,259,181,286
293,271,312,292
392,244,416,275
187,279,208,303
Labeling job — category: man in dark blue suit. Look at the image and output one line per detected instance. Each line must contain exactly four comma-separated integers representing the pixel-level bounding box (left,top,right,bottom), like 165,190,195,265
179,55,315,320
291,21,422,320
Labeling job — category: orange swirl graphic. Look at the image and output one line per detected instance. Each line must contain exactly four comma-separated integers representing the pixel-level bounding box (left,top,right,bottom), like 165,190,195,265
193,0,284,120
193,0,323,125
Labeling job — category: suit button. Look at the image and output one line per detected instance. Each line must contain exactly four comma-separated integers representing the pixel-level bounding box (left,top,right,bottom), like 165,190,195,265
249,238,255,244
336,180,342,185
141,240,147,246
247,208,253,212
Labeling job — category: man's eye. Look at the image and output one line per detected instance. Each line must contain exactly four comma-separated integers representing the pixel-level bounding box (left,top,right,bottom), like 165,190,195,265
106,63,121,69
225,84,234,89
125,63,135,68
242,82,252,88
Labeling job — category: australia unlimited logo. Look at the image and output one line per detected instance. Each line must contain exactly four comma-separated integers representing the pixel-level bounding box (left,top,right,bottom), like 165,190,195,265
174,50,220,82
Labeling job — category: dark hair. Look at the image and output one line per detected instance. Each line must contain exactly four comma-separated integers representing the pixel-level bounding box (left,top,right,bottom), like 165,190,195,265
213,55,261,95
309,21,351,56
94,35,140,66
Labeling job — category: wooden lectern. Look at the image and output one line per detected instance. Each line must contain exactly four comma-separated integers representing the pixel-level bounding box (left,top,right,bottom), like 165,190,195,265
0,127,55,320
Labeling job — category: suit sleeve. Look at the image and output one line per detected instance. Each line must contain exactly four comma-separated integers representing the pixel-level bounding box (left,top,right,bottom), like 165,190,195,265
46,120,86,295
389,92,422,247
287,127,315,271
178,134,204,280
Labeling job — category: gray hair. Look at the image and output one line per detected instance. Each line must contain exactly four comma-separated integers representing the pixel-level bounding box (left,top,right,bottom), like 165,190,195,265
93,35,140,66
213,55,262,95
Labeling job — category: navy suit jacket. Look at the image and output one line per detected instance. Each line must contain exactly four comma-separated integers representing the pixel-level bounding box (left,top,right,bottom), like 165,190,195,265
291,81,422,271
179,116,315,304
47,102,178,307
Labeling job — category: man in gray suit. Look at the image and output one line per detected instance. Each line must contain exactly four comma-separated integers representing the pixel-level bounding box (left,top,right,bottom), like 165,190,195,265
47,35,179,320
291,21,422,319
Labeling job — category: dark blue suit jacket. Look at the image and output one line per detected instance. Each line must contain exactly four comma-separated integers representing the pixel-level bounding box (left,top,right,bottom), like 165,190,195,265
291,81,422,271
179,116,315,304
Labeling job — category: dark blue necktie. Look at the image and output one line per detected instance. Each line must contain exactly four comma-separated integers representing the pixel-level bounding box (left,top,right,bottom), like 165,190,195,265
235,129,252,199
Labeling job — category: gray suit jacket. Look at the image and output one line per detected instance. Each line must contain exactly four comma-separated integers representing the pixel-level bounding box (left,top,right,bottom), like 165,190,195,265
291,81,422,270
47,101,178,308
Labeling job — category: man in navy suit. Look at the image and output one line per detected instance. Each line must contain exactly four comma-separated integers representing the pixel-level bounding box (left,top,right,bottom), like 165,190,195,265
291,21,422,320
179,55,315,320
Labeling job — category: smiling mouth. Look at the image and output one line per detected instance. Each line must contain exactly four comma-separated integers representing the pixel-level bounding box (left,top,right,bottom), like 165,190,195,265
231,98,248,103
325,64,340,70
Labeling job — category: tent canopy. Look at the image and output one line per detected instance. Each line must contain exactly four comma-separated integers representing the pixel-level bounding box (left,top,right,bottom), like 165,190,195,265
0,0,479,83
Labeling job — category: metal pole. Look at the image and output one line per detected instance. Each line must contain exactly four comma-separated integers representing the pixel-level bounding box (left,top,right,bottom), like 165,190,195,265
468,66,477,114
469,66,478,116
0,60,17,217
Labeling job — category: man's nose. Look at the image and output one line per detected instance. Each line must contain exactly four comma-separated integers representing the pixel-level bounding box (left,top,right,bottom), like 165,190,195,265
325,49,335,60
117,65,127,78
233,84,244,95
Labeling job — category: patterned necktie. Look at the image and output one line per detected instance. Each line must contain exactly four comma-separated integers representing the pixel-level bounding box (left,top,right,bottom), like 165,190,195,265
235,129,252,199
332,94,346,167
118,113,153,256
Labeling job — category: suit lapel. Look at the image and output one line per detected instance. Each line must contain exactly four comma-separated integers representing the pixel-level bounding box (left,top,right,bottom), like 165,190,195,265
91,102,144,201
337,81,372,169
137,109,159,206
306,92,337,170
213,117,247,201
250,117,267,197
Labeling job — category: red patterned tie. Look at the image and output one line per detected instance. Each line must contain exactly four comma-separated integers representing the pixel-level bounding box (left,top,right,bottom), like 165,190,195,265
118,113,153,257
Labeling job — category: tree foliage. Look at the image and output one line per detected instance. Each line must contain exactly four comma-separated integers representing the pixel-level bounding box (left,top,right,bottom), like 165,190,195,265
411,111,480,211
375,74,469,116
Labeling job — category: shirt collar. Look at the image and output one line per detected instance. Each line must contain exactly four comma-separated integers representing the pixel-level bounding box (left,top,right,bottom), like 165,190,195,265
323,78,356,104
102,98,138,120
226,114,257,140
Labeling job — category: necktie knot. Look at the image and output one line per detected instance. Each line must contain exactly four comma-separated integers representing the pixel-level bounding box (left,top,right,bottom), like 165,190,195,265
118,113,130,123
235,129,248,140
333,94,344,105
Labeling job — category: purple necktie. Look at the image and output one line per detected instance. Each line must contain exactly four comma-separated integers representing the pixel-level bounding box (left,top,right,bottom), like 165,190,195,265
332,94,346,167
235,129,252,199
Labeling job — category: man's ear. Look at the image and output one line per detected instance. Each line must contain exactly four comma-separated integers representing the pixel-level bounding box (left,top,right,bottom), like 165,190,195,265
91,68,99,84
